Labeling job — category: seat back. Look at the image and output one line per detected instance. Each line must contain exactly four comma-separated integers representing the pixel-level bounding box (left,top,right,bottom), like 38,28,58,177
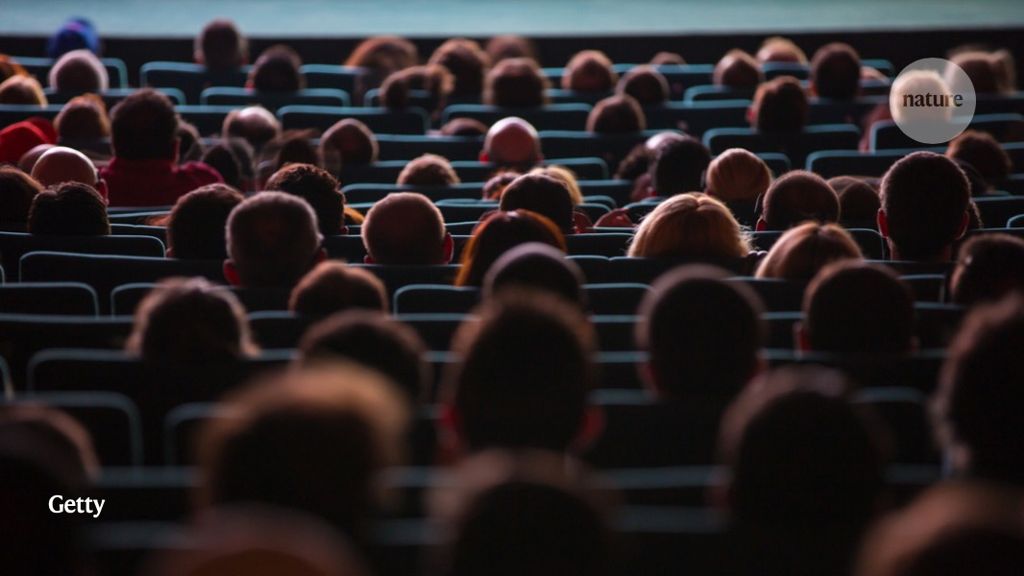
442,104,592,131
0,233,165,280
278,105,429,134
0,282,98,315
200,87,350,109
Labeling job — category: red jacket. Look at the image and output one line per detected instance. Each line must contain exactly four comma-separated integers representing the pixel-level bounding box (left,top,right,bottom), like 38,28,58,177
100,157,222,207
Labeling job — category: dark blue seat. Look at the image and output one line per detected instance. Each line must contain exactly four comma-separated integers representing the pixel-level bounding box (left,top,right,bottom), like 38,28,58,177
0,282,98,315
972,196,1024,228
704,124,861,167
351,264,460,297
175,105,239,136
0,104,62,129
805,147,942,178
200,87,350,110
538,130,679,173
566,233,632,257
870,113,1024,150
376,134,483,161
808,95,887,125
299,64,367,95
603,255,760,283
683,85,755,102
393,285,480,314
451,157,609,181
16,55,128,88
752,228,887,259
545,89,613,105
0,233,165,281
141,61,249,103
442,103,592,131
278,105,430,134
44,87,187,107
643,101,750,136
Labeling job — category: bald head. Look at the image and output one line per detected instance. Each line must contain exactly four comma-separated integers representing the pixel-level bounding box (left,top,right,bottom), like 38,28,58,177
361,192,450,265
483,117,541,168
223,106,281,152
31,146,98,187
18,144,55,174
48,49,108,94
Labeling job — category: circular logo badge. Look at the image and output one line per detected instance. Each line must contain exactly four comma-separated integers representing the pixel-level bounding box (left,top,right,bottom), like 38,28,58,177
890,57,976,145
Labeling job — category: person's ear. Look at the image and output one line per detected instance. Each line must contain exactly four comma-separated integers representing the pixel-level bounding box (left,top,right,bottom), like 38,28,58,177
876,209,889,238
441,231,454,264
437,403,464,464
479,151,489,163
314,247,327,265
956,210,969,239
166,247,174,258
194,49,204,65
639,361,665,397
709,477,732,514
755,217,767,231
95,179,108,202
796,320,811,353
572,406,605,452
809,81,818,98
363,254,375,264
746,105,756,126
223,260,241,286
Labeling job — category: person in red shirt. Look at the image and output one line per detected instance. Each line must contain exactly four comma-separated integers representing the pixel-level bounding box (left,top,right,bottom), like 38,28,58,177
99,89,220,207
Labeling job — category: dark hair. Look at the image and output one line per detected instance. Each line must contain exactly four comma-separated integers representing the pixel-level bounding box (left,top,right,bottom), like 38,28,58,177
946,130,1013,191
289,261,388,318
752,76,808,133
167,183,244,259
828,176,879,223
810,43,862,100
803,261,914,355
640,265,765,398
649,136,712,196
380,64,453,117
320,118,378,175
429,38,490,96
587,94,646,134
499,173,575,233
440,117,488,137
55,93,110,141
110,88,178,160
269,130,320,173
713,49,763,89
762,170,840,230
266,163,345,235
951,233,1024,306
485,35,538,64
200,144,243,189
361,192,448,265
563,50,617,93
445,291,595,451
0,166,43,226
484,58,549,108
28,182,109,236
249,45,304,92
456,210,566,287
226,191,322,288
482,171,520,200
196,19,248,71
345,36,419,89
616,65,669,106
397,153,460,187
483,242,585,307
881,152,970,261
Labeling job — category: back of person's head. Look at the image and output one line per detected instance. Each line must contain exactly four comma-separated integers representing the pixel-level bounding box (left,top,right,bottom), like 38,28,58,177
485,35,538,64
759,170,839,230
936,294,1024,484
30,145,98,187
176,119,204,163
482,171,520,200
713,49,763,89
428,38,490,96
126,277,256,363
345,35,418,78
950,51,1006,95
249,45,304,93
629,193,750,260
648,135,712,196
529,165,583,205
890,70,953,125
223,106,281,153
319,118,378,175
499,173,575,233
55,93,110,141
810,43,862,100
266,163,345,235
298,310,429,404
562,50,617,93
482,116,541,168
167,183,244,259
756,36,808,64
483,242,585,307
195,19,248,71
201,144,243,189
756,222,863,281
290,261,387,318
445,291,595,452
361,191,450,265
267,130,320,173
639,265,765,399
48,49,108,94
829,176,880,223
28,181,109,236
0,165,43,227
616,65,669,106
751,76,808,133
226,191,323,288
110,88,178,160
880,151,970,261
46,17,99,59
379,64,453,116
586,94,646,134
397,153,460,187
0,404,98,490
718,366,885,576
946,130,1012,191
951,233,1024,307
705,148,772,202
803,261,914,355
456,210,566,287
199,363,409,540
484,57,549,108
0,75,47,106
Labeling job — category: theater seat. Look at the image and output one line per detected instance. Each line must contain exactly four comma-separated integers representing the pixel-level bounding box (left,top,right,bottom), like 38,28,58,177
278,105,430,134
44,87,187,107
15,55,129,88
805,148,943,178
0,233,165,280
451,157,609,181
200,86,351,109
442,103,592,131
751,228,887,259
299,64,367,96
972,196,1024,228
162,402,229,466
0,104,62,128
375,134,484,162
703,124,861,167
643,101,750,136
870,113,1024,150
0,282,98,316
141,61,249,103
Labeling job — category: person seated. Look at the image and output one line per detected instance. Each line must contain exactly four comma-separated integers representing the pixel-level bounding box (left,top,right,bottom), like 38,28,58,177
197,363,408,544
646,136,712,197
748,76,808,134
30,146,105,194
650,51,686,65
54,93,110,144
713,49,763,90
247,44,304,92
530,165,584,205
298,310,429,405
456,210,566,287
165,183,244,259
345,36,419,94
879,151,970,263
176,120,205,164
480,117,542,170
319,118,378,177
946,130,1013,193
194,19,248,72
801,261,915,356
809,43,862,101
755,36,808,65
200,144,244,190
224,191,325,288
628,193,751,263
717,366,886,576
223,106,281,156
950,234,1024,307
482,242,586,308
950,50,1015,95
616,65,669,107
265,163,346,235
289,261,388,318
100,89,221,206
441,117,488,137
361,191,453,265
380,64,454,119
482,171,519,201
756,222,863,281
705,148,772,203
441,291,597,455
47,49,108,95
828,176,879,224
0,75,47,106
483,57,550,108
0,166,43,230
397,153,461,187
125,277,257,363
485,35,538,65
27,181,108,236
428,38,490,98
499,173,576,234
756,170,840,231
586,94,646,134
562,50,617,93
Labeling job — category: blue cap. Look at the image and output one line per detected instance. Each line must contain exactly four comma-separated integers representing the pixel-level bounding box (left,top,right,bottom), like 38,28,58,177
47,18,100,58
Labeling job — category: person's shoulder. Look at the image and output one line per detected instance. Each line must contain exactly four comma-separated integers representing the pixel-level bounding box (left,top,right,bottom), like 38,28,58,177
178,161,224,184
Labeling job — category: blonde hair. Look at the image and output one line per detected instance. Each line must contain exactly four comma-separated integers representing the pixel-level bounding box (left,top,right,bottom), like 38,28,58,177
756,36,808,65
530,165,583,205
629,193,750,259
890,70,953,124
755,222,863,281
0,74,47,106
705,148,772,202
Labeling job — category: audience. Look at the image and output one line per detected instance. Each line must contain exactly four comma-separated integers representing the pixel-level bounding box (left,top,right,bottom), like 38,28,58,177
480,116,542,169
379,64,453,118
946,130,1012,193
950,233,1024,306
455,210,566,286
756,36,808,64
647,136,712,196
0,75,47,106
345,35,419,93
320,118,379,175
482,171,519,200
195,19,248,72
486,35,538,64
200,143,244,189
361,192,452,265
248,44,304,92
441,117,488,137
562,50,617,93
756,221,864,280
397,153,461,186
0,165,43,229
484,57,549,108
749,76,808,133
289,261,388,317
428,38,490,97
265,162,346,235
223,106,282,154
586,94,646,134
809,43,862,100
757,170,840,230
616,65,669,106
166,183,244,259
713,49,763,90
828,175,880,224
54,93,110,142
705,148,772,203
482,242,586,307
48,49,108,94
27,181,109,236
530,164,584,205
499,173,575,234
629,193,751,261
